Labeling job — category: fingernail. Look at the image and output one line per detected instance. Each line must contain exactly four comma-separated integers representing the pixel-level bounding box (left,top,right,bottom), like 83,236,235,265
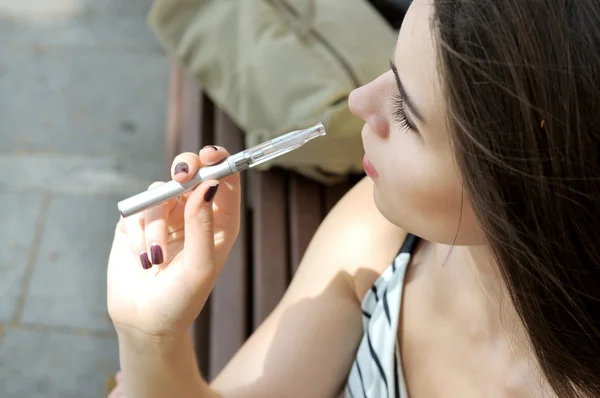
204,184,219,202
140,252,152,269
150,244,164,265
202,145,218,151
174,162,189,175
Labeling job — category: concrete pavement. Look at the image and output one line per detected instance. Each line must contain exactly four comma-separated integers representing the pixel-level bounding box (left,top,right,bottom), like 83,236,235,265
0,0,169,396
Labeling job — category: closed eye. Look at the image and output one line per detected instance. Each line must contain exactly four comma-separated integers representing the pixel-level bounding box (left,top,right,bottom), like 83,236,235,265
392,91,416,133
389,59,423,134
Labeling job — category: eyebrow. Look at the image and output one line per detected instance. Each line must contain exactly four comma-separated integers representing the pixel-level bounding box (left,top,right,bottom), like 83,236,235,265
389,59,426,124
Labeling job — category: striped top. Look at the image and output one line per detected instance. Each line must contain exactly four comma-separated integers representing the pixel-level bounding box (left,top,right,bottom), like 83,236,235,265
345,234,420,398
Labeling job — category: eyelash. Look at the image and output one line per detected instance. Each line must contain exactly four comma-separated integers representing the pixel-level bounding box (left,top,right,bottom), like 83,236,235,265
392,92,414,133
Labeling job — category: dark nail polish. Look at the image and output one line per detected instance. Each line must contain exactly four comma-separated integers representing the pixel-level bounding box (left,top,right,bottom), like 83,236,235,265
174,162,189,175
202,145,218,151
204,184,219,202
140,252,152,269
150,244,164,265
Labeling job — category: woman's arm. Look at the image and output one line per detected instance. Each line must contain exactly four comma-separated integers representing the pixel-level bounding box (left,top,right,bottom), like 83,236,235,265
212,176,406,397
118,176,405,398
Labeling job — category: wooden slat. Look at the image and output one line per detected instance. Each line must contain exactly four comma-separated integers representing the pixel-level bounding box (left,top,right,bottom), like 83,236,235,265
288,174,324,275
190,297,211,377
179,73,203,154
198,93,215,149
251,169,288,330
208,109,248,380
190,91,214,375
164,63,183,179
166,70,213,374
192,96,215,374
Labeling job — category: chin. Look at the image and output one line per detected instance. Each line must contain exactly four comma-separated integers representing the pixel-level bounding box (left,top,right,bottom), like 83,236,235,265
373,195,420,239
372,185,405,230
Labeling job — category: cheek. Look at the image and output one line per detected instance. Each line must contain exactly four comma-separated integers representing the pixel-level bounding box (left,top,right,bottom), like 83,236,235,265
375,142,482,244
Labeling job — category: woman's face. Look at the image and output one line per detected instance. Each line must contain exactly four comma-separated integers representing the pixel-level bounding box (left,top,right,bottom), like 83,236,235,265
349,0,483,245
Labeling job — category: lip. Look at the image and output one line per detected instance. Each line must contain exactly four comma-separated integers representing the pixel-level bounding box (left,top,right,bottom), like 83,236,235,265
361,124,379,179
363,153,379,178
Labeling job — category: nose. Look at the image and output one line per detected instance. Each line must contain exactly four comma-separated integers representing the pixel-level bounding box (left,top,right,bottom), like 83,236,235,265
348,72,390,138
349,70,391,119
348,83,374,120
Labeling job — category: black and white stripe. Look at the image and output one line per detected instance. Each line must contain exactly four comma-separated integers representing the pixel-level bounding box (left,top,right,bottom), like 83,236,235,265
344,245,415,398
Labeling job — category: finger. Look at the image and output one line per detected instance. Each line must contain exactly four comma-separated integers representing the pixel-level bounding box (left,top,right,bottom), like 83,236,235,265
144,181,170,267
199,146,241,219
183,179,220,278
115,371,123,384
171,152,201,184
198,144,223,166
124,208,150,270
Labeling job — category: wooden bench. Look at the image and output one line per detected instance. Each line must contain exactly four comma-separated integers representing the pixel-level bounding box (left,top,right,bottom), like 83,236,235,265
165,63,362,380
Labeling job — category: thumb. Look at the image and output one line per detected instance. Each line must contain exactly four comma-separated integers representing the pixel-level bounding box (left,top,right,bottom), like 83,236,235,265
183,180,220,279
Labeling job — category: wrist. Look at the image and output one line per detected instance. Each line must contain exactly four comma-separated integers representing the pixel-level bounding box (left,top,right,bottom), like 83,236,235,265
118,329,207,398
115,322,189,353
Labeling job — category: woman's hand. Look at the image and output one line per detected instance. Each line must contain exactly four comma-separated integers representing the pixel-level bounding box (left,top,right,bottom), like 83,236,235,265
107,146,241,342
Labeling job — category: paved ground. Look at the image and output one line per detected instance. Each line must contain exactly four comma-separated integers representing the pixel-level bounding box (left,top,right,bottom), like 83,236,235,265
0,0,169,396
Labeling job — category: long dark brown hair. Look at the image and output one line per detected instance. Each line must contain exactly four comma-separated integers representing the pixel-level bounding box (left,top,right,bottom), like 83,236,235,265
433,0,600,396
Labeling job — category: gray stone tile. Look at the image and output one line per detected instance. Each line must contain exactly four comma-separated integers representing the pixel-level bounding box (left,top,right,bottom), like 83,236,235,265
0,328,119,398
0,16,163,52
0,0,154,18
0,152,164,197
0,0,162,50
21,195,120,331
0,193,44,322
0,47,168,160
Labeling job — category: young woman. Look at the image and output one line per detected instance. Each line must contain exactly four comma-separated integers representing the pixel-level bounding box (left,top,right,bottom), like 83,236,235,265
107,0,600,396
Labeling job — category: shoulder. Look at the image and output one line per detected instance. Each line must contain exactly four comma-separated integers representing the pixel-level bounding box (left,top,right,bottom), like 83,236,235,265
296,176,407,302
